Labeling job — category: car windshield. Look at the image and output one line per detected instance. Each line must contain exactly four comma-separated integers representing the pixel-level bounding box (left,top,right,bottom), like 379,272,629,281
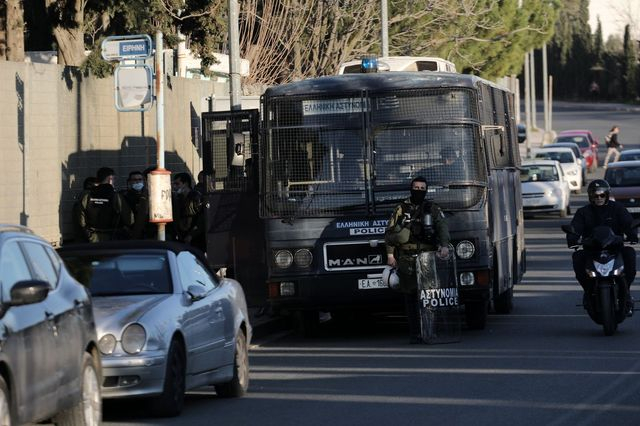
535,151,574,164
520,165,559,182
62,253,172,296
605,167,640,188
556,136,589,149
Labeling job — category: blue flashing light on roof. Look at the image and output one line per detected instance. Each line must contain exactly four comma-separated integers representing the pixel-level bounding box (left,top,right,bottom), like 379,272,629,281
361,56,378,73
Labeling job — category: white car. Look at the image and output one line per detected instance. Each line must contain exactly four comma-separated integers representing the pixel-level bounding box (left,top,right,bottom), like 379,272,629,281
521,160,571,217
533,147,582,193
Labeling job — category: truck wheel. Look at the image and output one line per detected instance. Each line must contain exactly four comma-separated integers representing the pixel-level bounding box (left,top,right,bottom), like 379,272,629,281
465,301,488,330
494,288,514,314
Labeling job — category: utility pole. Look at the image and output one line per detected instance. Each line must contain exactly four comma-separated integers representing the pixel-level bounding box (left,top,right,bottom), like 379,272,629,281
381,0,389,57
529,50,537,130
228,0,241,111
524,53,531,158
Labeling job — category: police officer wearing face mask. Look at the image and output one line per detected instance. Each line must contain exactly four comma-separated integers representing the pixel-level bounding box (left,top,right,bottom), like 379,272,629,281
385,176,450,343
121,171,150,239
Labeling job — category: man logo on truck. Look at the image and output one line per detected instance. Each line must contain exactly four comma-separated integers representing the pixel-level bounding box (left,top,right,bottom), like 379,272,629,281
328,254,383,267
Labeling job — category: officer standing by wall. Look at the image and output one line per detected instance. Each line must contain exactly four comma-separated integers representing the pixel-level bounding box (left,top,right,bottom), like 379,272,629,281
385,176,450,343
79,167,133,242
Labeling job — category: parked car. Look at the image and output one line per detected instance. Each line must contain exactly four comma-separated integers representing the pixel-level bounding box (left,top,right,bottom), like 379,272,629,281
517,123,527,144
557,130,600,168
58,240,251,417
552,134,598,173
0,224,101,425
602,161,640,215
534,147,582,193
520,160,571,217
618,149,640,162
542,142,587,182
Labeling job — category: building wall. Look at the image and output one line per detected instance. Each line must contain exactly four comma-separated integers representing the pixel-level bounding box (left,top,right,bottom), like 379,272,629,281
0,61,230,245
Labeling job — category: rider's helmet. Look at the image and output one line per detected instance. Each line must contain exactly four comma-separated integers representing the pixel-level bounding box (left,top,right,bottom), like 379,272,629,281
382,265,400,290
587,179,611,206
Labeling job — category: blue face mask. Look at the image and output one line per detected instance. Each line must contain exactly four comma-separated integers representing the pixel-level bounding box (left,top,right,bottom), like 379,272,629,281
132,182,144,192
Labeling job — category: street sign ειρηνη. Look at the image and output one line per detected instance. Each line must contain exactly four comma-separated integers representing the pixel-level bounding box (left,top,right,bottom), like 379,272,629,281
101,35,153,61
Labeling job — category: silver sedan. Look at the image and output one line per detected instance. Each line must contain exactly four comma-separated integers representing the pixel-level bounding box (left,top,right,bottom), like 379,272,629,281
58,241,251,417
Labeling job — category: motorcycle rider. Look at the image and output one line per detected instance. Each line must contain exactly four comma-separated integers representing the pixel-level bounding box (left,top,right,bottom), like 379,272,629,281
567,179,638,315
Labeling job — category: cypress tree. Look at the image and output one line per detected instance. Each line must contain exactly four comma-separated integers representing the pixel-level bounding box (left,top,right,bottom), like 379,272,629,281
622,24,638,100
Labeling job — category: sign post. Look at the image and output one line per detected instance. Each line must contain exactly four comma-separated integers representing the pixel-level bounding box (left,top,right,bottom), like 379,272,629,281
101,33,171,240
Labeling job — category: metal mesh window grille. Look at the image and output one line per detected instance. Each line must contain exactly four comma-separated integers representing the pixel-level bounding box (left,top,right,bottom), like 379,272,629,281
261,88,486,218
204,118,253,192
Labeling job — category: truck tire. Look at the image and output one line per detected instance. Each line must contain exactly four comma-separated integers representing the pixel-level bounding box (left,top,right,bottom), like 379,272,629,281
494,288,514,314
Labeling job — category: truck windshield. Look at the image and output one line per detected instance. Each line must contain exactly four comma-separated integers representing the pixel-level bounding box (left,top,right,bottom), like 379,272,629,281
373,124,485,210
261,89,487,218
262,127,367,217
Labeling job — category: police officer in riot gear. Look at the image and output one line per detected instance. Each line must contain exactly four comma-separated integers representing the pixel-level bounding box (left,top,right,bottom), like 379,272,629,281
385,176,450,343
79,167,133,242
568,179,637,315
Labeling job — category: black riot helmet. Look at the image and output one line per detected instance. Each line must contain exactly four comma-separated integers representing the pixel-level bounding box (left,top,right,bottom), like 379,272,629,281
587,179,610,206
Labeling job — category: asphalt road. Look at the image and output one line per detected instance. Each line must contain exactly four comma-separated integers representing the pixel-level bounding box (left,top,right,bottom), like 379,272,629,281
97,101,640,426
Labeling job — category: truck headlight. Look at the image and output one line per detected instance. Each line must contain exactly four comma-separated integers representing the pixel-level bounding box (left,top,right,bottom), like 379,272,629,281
294,249,313,268
455,241,475,259
274,250,293,268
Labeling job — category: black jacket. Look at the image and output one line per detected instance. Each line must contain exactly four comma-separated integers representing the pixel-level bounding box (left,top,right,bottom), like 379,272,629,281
567,200,637,247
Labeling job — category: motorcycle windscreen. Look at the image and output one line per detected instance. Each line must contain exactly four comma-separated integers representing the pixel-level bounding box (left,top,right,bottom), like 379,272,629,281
416,251,461,344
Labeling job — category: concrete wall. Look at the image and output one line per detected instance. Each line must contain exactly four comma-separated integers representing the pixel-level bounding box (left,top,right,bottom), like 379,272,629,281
0,61,230,245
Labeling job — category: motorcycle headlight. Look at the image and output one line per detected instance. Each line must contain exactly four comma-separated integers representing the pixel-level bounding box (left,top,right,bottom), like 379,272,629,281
121,324,146,355
456,241,475,259
274,250,293,268
98,334,117,355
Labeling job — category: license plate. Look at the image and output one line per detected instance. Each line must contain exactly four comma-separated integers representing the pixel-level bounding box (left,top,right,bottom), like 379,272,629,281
358,278,386,289
628,207,640,213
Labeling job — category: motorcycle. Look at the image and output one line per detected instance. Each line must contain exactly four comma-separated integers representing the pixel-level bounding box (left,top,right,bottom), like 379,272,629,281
561,224,634,336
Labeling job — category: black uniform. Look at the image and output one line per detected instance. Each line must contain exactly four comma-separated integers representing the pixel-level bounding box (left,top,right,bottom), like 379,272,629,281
385,198,450,341
568,200,637,292
79,184,133,242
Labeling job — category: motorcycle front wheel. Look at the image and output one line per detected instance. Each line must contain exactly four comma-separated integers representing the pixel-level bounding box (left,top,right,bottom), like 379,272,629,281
599,284,617,336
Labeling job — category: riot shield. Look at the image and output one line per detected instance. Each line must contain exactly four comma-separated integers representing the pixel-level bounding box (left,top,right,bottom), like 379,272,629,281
416,248,461,344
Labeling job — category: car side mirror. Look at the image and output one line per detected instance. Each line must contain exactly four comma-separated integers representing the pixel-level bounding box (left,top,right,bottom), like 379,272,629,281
9,280,51,306
186,285,207,302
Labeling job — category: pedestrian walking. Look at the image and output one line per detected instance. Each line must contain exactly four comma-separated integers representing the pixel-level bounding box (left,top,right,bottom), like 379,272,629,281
78,167,133,242
384,176,450,343
603,125,622,168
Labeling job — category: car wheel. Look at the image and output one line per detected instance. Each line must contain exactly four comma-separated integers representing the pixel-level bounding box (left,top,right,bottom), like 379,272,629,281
151,340,186,417
215,329,249,398
0,376,12,426
54,353,101,426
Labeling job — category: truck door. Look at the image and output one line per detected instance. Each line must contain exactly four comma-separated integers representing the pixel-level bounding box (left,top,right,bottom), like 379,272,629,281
201,110,266,306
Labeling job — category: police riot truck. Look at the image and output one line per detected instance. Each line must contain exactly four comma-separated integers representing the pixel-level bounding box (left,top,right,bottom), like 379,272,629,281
202,60,525,333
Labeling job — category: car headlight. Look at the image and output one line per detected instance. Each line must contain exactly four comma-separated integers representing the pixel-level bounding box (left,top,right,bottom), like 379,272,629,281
294,249,313,268
455,240,475,259
274,250,293,268
99,334,117,355
121,324,146,355
552,188,564,197
567,169,578,175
